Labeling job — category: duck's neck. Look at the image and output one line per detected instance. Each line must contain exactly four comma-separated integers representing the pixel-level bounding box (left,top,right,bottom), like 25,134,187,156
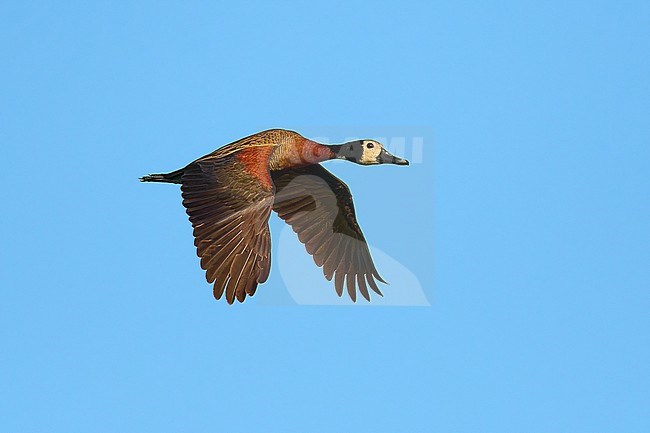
270,139,340,170
299,139,338,165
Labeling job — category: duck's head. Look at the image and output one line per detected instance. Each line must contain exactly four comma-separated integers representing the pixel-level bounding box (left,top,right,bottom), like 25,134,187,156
331,140,409,166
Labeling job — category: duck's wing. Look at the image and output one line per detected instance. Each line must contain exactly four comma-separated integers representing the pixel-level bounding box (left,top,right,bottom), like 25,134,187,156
180,145,276,304
271,164,386,302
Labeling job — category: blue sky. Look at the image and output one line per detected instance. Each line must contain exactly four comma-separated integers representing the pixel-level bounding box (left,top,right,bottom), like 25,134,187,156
1,1,649,432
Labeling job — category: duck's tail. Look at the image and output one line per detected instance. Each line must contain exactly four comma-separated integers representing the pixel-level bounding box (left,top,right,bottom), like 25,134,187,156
139,168,184,184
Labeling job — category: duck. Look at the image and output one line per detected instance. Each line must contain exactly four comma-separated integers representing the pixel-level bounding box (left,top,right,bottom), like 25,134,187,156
141,129,409,304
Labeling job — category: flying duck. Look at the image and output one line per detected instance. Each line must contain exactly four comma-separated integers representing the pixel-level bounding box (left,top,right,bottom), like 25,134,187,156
141,129,409,304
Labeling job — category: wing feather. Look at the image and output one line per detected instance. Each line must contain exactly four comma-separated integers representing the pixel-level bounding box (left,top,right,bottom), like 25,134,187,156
271,164,386,301
180,146,275,304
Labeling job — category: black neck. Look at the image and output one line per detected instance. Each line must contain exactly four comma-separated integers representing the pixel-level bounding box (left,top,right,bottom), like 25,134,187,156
328,141,362,161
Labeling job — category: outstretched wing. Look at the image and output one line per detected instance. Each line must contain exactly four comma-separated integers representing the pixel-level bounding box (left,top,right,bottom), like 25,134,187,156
180,146,275,304
271,164,386,301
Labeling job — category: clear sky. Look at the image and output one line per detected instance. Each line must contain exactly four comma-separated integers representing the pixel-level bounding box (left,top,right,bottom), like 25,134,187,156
1,1,649,432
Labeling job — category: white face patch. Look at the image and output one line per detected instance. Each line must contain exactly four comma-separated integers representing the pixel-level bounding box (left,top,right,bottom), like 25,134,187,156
359,140,383,164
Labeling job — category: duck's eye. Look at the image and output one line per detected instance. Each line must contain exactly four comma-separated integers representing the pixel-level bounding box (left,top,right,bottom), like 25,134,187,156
366,143,374,149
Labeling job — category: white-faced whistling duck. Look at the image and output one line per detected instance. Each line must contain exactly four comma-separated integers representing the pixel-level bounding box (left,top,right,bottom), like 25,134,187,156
141,129,409,304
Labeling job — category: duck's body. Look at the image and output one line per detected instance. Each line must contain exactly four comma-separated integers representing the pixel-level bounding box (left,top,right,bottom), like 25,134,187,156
141,129,408,304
